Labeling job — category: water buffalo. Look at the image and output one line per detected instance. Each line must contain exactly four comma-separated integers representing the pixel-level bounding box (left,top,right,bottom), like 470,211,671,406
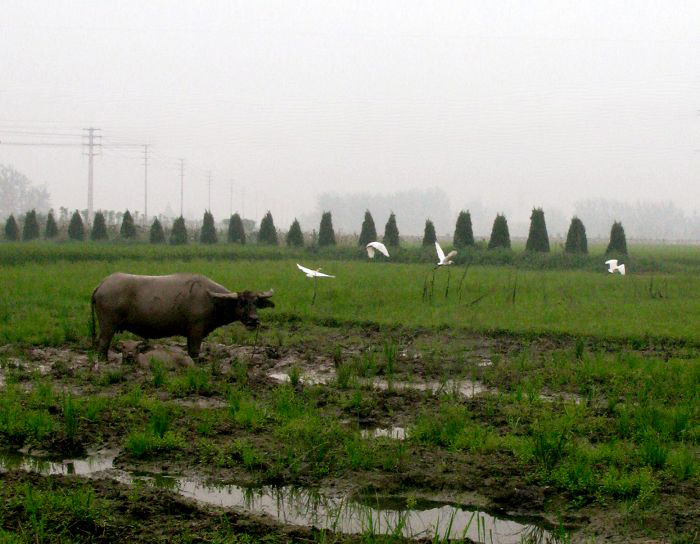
91,273,274,360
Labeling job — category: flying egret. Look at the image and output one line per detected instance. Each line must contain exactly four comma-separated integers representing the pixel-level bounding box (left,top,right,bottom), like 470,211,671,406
296,263,335,278
297,263,334,305
435,241,457,266
605,259,626,275
366,241,390,259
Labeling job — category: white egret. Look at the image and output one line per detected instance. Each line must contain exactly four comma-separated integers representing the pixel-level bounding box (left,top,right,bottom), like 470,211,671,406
296,263,335,278
366,241,390,259
296,263,334,305
605,259,626,275
435,241,457,266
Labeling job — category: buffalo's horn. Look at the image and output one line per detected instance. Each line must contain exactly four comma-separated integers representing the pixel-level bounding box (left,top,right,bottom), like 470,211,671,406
257,289,274,298
208,290,239,300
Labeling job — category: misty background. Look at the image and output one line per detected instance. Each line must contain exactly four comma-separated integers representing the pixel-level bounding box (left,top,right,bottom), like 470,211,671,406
1,1,699,239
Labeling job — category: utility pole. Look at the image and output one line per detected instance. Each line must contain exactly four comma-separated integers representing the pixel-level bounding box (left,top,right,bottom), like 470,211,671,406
207,171,212,212
179,159,184,218
229,180,234,217
142,144,150,225
241,187,246,218
82,127,101,225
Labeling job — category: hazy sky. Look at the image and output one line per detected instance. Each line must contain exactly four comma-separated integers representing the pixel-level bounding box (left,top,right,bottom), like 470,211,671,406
1,0,699,230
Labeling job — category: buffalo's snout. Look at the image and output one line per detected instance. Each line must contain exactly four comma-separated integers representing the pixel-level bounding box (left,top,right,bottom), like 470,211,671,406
244,315,260,330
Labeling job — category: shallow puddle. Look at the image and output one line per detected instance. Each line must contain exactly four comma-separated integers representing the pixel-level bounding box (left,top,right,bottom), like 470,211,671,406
0,448,119,476
360,427,406,440
0,448,559,543
370,378,491,398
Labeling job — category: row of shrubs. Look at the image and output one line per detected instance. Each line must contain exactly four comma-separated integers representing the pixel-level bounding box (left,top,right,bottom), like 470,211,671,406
3,207,629,255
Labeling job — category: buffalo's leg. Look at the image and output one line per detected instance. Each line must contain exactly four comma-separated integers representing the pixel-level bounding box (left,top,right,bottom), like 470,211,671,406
187,333,203,359
96,321,116,361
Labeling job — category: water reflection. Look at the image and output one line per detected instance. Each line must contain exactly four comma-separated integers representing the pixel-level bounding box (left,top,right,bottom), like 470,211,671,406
1,448,561,543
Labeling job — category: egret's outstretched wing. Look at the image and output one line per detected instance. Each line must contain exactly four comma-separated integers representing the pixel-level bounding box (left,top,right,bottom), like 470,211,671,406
435,241,445,262
297,263,315,276
445,250,457,261
297,263,335,278
367,241,389,258
618,264,626,275
605,259,618,267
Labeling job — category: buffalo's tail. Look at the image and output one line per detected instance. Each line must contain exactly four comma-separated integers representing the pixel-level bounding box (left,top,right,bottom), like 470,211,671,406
90,287,98,347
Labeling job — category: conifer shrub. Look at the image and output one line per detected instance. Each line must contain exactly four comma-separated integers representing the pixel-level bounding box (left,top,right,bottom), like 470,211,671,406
170,216,188,245
258,211,278,245
4,215,19,241
22,210,40,241
453,210,474,248
68,211,85,241
525,208,550,252
90,212,109,241
286,219,304,247
45,212,58,239
606,221,628,255
318,211,336,247
422,219,437,246
383,212,400,247
227,213,246,244
564,217,588,254
488,214,510,250
358,210,377,246
200,211,218,244
119,210,137,239
150,218,165,244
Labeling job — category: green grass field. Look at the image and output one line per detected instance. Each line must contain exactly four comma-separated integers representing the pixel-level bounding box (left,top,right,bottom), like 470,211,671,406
2,256,700,346
1,243,699,543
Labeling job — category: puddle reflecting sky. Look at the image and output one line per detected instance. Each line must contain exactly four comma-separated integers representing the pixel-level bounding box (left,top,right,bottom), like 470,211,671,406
1,448,556,543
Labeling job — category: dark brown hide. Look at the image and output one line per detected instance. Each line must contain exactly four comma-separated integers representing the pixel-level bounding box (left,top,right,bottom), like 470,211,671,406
91,273,274,360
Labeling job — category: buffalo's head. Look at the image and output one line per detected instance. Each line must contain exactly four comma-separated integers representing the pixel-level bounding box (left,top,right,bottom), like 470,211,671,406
208,289,275,330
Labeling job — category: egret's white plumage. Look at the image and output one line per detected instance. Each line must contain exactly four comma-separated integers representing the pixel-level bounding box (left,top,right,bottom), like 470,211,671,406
366,241,390,258
296,263,335,278
605,259,626,275
435,242,457,266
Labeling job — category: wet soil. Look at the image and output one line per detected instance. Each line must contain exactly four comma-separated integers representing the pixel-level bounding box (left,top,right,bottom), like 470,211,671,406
1,323,698,542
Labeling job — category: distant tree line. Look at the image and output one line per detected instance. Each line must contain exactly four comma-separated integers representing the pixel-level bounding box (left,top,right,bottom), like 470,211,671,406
2,207,629,256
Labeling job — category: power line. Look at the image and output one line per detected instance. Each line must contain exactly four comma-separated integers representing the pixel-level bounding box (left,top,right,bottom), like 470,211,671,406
143,144,150,225
82,128,101,225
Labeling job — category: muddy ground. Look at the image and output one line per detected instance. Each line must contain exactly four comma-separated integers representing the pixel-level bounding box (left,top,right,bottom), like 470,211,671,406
1,323,698,543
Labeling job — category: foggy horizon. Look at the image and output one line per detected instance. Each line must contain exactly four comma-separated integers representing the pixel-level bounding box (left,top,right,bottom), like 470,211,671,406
1,1,699,236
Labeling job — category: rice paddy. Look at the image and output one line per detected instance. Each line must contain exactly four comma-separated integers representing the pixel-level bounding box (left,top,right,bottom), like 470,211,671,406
0,242,698,543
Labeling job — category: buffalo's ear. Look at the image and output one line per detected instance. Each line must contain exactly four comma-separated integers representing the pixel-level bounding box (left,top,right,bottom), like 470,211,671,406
255,289,275,308
208,290,239,302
